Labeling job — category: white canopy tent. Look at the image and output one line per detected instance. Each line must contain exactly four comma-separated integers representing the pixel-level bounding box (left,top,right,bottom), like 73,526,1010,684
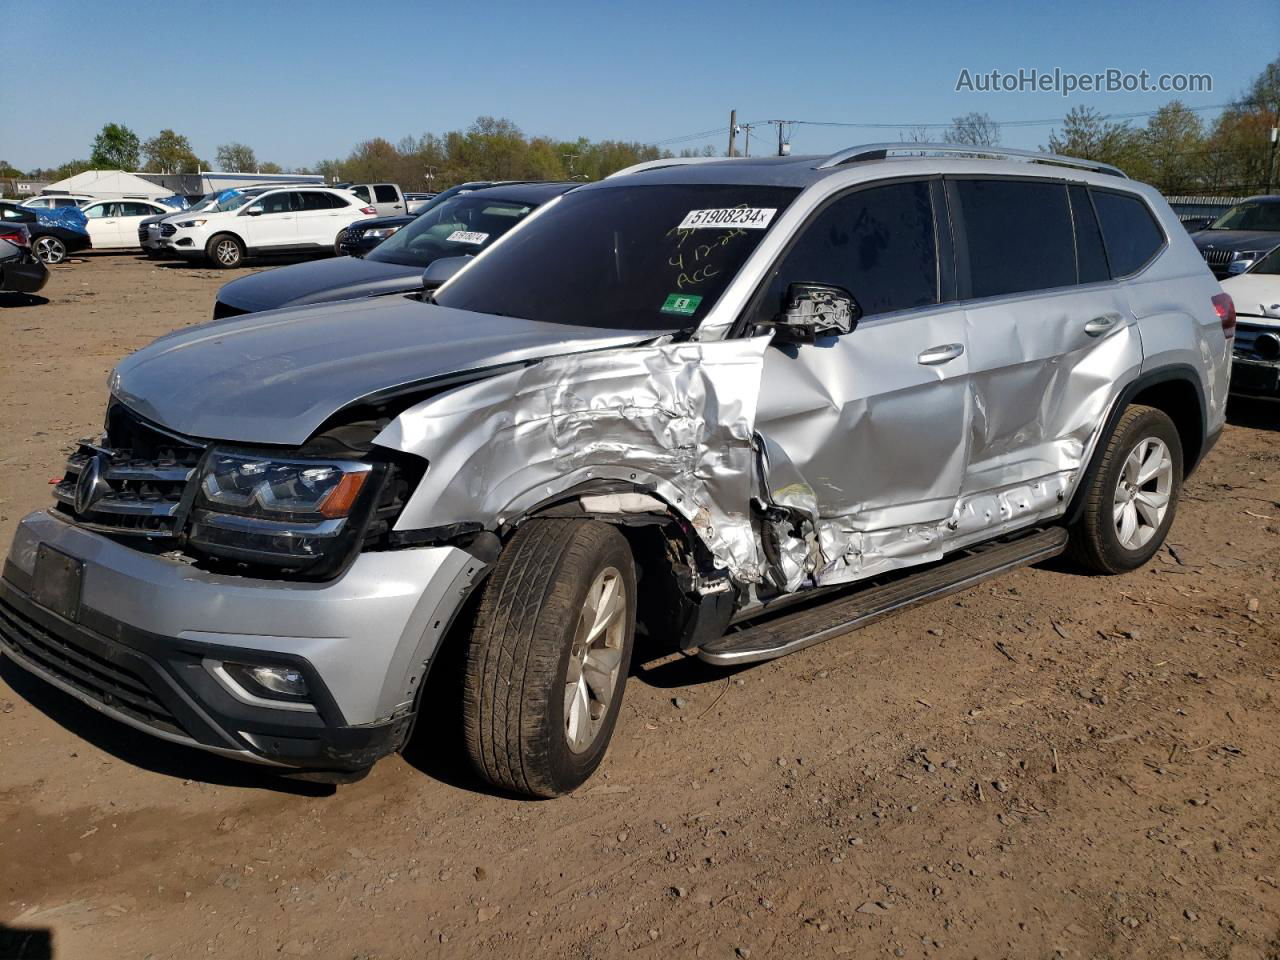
40,170,175,201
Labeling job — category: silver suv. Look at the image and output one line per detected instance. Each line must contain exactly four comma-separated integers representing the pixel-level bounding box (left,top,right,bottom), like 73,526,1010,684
0,145,1232,797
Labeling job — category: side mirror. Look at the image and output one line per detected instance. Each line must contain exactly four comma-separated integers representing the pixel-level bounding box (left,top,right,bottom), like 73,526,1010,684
767,282,861,343
243,207,263,217
421,255,472,292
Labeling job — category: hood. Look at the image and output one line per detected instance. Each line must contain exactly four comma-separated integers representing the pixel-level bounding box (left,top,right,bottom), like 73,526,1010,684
1192,230,1280,253
111,295,649,446
1220,273,1280,321
216,256,420,313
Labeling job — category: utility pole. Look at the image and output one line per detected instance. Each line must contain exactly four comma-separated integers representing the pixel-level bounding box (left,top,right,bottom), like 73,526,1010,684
1267,127,1278,194
562,153,580,177
743,124,752,157
728,109,737,158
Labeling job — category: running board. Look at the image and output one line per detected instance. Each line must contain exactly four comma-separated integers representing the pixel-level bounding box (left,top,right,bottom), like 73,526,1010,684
697,527,1069,666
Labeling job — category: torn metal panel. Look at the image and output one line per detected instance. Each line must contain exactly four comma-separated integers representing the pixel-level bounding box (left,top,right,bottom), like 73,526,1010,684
377,337,774,582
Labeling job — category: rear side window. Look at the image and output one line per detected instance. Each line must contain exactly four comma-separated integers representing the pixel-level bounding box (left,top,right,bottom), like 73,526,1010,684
954,179,1076,298
298,191,343,211
1090,189,1165,277
762,180,939,319
373,184,399,203
1068,184,1110,284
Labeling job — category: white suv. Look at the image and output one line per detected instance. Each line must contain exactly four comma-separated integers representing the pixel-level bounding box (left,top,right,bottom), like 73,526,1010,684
164,187,376,268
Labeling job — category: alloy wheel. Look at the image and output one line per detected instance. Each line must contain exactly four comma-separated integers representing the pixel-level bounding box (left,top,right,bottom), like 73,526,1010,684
34,236,65,264
564,566,627,754
1113,436,1173,550
215,240,240,266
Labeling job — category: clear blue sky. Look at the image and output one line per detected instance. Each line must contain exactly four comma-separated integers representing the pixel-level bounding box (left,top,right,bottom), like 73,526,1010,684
4,0,1276,171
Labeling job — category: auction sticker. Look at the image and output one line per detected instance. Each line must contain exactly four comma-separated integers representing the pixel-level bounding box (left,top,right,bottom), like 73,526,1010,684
677,207,776,230
446,230,489,245
661,293,703,316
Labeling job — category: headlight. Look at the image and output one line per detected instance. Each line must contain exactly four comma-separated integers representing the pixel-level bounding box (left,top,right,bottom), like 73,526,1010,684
1228,250,1267,275
176,218,207,228
189,450,376,572
363,226,401,239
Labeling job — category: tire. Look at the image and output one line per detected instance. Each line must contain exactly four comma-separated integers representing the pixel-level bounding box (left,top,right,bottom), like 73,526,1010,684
462,519,637,797
334,231,348,256
1067,404,1183,574
206,234,245,269
33,235,67,265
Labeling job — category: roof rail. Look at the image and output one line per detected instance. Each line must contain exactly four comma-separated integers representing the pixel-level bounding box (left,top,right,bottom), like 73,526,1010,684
606,156,732,179
816,142,1128,179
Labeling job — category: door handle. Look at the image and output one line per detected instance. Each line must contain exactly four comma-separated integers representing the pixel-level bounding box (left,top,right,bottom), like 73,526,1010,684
917,343,964,365
1084,314,1121,337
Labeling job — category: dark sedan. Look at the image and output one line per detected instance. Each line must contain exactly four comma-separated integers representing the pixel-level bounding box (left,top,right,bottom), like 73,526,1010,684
0,223,49,294
214,182,576,318
0,201,91,265
1191,195,1280,278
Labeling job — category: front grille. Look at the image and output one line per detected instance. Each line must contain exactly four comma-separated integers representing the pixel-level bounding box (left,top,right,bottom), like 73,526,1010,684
138,225,150,244
51,403,205,538
0,594,181,735
1234,322,1280,362
160,223,176,238
1201,248,1234,268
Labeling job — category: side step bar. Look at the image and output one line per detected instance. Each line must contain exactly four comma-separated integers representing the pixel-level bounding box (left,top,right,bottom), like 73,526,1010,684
697,527,1069,666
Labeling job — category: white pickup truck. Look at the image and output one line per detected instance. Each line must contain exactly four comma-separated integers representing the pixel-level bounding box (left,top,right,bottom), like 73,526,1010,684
344,183,406,217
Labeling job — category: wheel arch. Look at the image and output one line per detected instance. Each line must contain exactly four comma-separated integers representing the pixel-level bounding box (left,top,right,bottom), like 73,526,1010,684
1065,364,1207,526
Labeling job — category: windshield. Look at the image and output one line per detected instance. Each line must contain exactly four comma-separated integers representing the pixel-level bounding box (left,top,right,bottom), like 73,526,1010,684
216,192,257,213
1210,201,1280,232
434,184,799,330
366,191,544,268
1249,245,1280,275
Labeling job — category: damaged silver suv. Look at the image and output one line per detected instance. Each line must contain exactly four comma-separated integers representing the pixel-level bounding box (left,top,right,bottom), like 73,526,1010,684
1,145,1232,797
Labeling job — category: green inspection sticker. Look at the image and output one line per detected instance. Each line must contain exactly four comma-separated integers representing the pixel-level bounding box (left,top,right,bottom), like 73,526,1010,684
660,293,703,316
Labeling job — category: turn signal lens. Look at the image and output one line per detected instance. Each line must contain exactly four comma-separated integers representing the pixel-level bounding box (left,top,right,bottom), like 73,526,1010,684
317,471,368,518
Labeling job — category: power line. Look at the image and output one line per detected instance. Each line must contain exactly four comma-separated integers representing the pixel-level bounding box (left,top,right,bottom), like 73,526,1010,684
650,101,1246,148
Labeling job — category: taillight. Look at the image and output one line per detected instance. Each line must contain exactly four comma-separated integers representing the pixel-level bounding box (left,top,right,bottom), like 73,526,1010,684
0,230,29,248
1212,292,1236,340
360,205,376,215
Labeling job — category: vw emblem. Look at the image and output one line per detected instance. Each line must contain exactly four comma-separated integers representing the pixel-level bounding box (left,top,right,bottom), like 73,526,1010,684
74,453,109,515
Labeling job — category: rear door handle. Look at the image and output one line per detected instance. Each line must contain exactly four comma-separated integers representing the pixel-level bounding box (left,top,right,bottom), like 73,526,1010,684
917,343,965,365
1084,314,1121,337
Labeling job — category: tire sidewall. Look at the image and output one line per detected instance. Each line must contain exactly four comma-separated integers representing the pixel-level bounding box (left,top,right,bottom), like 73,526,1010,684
542,531,637,793
1093,409,1183,571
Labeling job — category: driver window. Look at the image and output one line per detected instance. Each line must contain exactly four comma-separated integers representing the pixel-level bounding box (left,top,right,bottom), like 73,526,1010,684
755,181,939,324
252,192,293,215
84,203,113,218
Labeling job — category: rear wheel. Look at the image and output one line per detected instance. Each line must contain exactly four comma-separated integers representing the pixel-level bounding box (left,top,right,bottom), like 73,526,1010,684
207,234,245,269
462,519,636,797
33,235,67,264
1067,404,1183,574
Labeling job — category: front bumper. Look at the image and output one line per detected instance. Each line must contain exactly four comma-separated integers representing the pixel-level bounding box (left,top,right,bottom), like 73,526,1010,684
1,511,484,772
1,254,49,294
1229,357,1280,397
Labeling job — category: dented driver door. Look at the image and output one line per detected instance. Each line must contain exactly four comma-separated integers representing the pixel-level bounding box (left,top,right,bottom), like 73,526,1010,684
751,180,971,576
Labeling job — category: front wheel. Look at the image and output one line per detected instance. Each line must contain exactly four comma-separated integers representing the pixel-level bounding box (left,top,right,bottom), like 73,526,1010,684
462,519,636,797
1067,404,1183,574
33,235,67,264
206,234,245,269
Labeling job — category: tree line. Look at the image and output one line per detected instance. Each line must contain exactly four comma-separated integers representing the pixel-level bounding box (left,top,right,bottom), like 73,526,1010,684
5,55,1275,196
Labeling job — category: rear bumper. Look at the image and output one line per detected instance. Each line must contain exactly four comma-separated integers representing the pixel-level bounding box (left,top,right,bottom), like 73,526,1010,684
2,510,485,772
1,255,49,294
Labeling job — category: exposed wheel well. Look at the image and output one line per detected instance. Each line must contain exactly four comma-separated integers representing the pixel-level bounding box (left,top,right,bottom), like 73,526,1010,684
1129,377,1204,476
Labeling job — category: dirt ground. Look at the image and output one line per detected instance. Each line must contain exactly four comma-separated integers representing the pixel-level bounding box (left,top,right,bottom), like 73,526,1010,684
0,253,1278,960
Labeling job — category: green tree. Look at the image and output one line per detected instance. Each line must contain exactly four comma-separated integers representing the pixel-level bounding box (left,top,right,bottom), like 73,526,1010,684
215,142,257,172
1139,101,1204,192
341,138,401,182
142,129,200,174
1044,106,1142,170
90,122,141,169
0,160,23,178
257,161,283,174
